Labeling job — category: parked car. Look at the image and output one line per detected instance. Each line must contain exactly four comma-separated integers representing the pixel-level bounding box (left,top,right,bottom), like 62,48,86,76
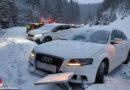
27,23,72,43
28,29,130,85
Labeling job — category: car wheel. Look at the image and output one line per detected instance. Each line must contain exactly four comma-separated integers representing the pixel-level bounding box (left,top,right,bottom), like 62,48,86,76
35,39,41,44
124,51,130,64
43,37,52,43
95,62,106,83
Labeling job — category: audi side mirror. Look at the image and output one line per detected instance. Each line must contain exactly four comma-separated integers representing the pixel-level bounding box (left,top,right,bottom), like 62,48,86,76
111,38,123,44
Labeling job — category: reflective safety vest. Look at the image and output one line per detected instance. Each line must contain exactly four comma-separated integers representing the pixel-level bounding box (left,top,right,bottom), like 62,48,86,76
26,25,30,30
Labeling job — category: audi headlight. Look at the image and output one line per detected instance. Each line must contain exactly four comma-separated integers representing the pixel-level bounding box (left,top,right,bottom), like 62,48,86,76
30,51,35,58
35,34,42,37
67,58,93,66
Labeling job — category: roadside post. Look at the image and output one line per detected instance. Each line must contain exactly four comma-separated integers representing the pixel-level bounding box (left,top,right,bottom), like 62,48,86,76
0,78,18,90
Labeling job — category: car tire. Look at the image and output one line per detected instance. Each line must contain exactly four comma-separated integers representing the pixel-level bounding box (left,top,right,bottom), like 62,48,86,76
35,39,41,44
124,51,130,64
95,62,106,83
43,37,52,43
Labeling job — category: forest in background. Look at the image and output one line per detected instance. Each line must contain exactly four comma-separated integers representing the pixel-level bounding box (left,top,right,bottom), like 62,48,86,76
87,0,130,25
1,0,130,28
0,0,80,28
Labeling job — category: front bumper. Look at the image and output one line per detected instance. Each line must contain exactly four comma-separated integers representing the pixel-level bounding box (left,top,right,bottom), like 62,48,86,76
28,59,97,84
27,35,39,41
63,65,97,84
29,61,48,76
27,35,41,43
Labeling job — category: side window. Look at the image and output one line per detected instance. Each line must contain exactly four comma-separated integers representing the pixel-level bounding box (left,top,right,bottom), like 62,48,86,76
111,30,119,40
63,25,71,30
111,30,127,40
56,26,64,31
120,31,127,40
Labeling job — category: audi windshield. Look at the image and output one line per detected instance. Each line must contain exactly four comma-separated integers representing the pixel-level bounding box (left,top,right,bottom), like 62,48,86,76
63,30,110,44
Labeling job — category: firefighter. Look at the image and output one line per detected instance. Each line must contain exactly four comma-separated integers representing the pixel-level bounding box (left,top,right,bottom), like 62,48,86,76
30,23,34,30
26,24,30,33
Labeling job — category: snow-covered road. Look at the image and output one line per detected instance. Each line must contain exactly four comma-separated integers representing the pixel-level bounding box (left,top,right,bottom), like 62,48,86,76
0,27,130,90
0,27,58,90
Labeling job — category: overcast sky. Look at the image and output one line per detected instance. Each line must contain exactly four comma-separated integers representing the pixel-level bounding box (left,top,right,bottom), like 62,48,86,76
76,0,104,4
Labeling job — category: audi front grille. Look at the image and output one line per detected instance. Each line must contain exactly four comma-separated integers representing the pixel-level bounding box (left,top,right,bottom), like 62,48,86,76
35,53,64,73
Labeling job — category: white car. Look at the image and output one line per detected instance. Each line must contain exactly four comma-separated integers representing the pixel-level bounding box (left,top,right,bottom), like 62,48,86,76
28,29,130,85
27,23,72,43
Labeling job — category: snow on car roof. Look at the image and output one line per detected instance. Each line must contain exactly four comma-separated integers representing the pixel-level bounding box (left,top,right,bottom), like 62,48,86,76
83,26,121,32
38,23,70,31
45,23,69,26
64,28,111,35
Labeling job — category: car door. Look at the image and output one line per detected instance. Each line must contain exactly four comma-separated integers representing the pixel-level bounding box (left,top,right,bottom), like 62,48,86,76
52,26,64,39
59,25,71,36
110,30,128,69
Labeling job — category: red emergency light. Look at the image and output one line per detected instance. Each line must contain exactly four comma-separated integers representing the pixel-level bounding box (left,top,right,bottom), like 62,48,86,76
0,78,2,84
53,21,56,23
31,25,34,30
40,18,44,22
48,19,52,23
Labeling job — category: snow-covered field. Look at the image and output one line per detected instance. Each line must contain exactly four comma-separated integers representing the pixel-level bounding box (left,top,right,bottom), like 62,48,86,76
0,15,130,90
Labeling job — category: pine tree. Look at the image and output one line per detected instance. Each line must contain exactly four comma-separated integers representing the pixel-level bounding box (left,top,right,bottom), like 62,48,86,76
52,0,64,22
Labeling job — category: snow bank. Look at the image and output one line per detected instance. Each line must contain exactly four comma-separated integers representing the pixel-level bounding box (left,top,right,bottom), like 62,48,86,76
0,27,59,90
85,15,130,38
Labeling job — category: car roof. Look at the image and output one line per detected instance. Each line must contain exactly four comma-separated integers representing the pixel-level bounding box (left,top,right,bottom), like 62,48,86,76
46,23,69,26
74,28,122,32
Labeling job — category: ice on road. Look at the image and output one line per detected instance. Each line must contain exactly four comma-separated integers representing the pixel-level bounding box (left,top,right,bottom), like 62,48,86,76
0,26,130,90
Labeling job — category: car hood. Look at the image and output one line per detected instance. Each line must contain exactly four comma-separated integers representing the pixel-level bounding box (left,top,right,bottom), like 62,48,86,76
34,40,106,59
28,29,50,35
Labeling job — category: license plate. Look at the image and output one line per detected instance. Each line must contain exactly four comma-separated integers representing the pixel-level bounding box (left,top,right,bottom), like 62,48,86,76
36,61,56,73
